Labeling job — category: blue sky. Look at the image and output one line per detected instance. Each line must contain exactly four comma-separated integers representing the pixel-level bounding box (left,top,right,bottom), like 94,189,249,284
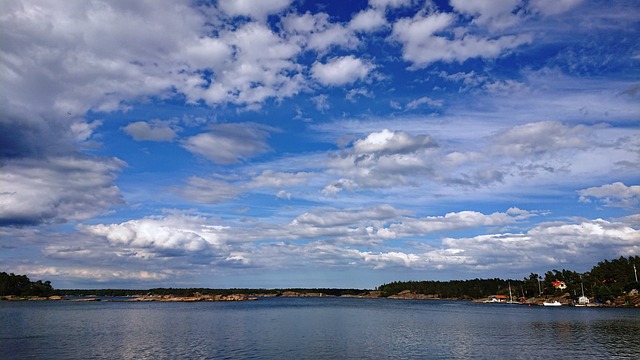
1,0,639,289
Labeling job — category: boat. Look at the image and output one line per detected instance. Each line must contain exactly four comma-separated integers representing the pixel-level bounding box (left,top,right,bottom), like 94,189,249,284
542,300,562,307
575,283,589,307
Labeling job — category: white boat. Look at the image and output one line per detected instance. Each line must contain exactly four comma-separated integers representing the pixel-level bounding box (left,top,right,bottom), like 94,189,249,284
543,300,562,307
575,283,589,307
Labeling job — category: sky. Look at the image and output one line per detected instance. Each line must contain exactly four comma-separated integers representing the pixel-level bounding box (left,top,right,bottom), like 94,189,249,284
1,0,639,290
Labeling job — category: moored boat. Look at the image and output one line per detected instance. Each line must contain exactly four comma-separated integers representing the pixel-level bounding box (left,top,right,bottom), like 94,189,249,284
542,300,562,306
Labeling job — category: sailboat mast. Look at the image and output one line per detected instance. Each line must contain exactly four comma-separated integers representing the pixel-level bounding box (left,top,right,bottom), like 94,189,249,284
509,282,513,302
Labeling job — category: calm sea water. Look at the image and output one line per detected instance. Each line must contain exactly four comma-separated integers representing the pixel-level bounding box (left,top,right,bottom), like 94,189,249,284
1,297,639,359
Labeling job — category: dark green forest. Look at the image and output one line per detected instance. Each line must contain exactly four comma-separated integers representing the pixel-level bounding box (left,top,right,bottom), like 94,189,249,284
0,272,53,297
2,256,638,303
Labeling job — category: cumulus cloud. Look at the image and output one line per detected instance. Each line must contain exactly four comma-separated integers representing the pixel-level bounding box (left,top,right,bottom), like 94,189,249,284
349,8,388,32
0,157,125,226
390,11,532,68
183,123,272,164
579,182,640,208
81,212,226,258
281,12,359,52
312,56,374,86
325,129,439,189
123,120,177,141
190,22,305,106
1,0,308,120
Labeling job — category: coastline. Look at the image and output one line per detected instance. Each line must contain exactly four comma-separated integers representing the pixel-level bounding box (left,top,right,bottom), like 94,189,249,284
2,290,640,307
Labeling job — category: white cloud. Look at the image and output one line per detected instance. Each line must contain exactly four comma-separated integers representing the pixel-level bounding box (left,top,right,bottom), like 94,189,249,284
250,170,311,188
441,218,640,270
191,22,304,106
176,170,311,204
369,0,413,10
489,121,590,157
182,37,232,70
450,0,522,31
217,0,292,20
528,0,584,16
346,88,374,102
1,0,308,125
14,266,171,283
353,129,437,155
1,0,204,117
312,94,330,111
322,178,358,196
123,120,177,141
70,120,102,142
309,25,359,52
312,56,374,86
579,182,640,208
0,157,125,225
405,96,444,109
292,204,406,228
288,217,639,271
276,190,292,200
324,129,439,189
390,11,532,68
81,211,231,259
281,12,359,53
177,176,244,204
182,123,271,164
349,9,388,32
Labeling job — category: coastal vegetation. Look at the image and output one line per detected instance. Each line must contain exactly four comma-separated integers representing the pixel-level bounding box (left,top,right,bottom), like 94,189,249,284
0,272,53,297
2,256,638,305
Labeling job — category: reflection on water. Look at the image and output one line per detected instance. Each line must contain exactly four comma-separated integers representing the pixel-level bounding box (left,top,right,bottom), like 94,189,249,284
1,298,639,359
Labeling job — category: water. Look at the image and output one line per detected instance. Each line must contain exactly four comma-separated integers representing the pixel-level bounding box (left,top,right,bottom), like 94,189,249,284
1,297,639,359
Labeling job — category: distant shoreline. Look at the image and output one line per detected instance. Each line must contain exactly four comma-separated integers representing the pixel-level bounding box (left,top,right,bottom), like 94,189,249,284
3,291,639,307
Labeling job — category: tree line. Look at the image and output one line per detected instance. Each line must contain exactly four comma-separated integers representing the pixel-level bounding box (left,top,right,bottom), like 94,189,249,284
0,272,53,297
378,255,640,303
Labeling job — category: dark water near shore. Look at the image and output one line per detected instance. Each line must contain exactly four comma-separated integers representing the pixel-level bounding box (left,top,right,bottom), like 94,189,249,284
1,297,639,359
